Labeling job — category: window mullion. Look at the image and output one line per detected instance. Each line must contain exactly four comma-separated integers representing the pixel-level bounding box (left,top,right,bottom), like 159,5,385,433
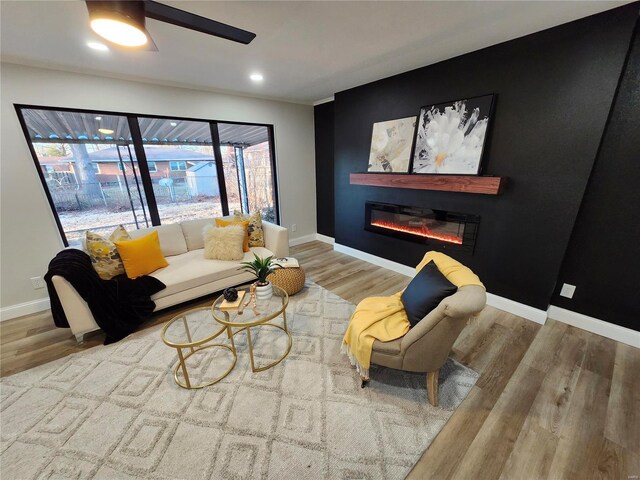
210,122,230,216
267,126,280,224
127,116,161,225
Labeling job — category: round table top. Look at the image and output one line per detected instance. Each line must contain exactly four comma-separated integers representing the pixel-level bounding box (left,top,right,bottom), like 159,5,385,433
161,306,226,348
211,284,289,328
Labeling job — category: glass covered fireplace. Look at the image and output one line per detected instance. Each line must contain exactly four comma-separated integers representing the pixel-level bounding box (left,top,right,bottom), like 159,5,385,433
365,201,480,253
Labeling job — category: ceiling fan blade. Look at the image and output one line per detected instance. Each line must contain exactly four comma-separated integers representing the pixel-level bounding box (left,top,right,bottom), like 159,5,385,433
143,1,256,45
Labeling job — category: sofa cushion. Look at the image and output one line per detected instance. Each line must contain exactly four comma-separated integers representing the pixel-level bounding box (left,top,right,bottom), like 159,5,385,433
115,231,169,279
85,225,130,280
215,218,250,252
372,338,402,355
180,217,217,251
150,246,274,300
401,260,457,327
234,210,265,247
129,223,188,257
203,225,245,260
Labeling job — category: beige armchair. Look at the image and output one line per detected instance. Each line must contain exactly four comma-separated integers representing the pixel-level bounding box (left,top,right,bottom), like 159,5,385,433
368,285,486,406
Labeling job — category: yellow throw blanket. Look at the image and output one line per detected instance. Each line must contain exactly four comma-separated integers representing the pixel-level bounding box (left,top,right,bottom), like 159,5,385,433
341,251,484,379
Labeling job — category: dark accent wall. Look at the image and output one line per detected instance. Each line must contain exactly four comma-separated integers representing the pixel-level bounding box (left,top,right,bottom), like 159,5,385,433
314,101,335,237
551,20,640,331
331,4,637,312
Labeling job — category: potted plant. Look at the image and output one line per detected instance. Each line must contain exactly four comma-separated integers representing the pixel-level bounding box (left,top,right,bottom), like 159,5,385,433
238,254,280,300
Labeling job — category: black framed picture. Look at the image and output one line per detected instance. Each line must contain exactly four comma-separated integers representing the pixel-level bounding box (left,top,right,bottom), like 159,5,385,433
410,94,495,175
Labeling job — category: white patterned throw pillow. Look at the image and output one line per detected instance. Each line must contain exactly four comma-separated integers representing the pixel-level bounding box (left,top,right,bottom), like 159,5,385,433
203,225,245,261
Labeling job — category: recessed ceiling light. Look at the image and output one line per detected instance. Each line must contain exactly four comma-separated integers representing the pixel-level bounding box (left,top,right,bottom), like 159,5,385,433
249,73,264,82
87,42,109,51
95,116,102,121
170,122,177,127
98,128,114,134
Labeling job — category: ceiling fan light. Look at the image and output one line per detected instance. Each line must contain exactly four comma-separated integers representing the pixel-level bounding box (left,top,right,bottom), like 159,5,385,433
90,17,148,47
87,1,148,47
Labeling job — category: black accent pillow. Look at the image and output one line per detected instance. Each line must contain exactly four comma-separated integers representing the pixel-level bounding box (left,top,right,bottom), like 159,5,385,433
401,261,457,328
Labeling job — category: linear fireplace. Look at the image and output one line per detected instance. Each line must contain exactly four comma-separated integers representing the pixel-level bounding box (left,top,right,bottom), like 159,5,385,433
365,201,480,253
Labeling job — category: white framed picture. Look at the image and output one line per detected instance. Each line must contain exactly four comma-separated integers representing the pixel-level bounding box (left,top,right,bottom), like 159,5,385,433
367,116,416,173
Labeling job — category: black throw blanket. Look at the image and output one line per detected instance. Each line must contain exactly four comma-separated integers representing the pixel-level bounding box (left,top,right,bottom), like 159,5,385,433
44,249,166,345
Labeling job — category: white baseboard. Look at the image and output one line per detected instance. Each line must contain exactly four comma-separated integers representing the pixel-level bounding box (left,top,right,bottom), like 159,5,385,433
289,233,334,247
0,297,51,322
333,242,548,324
487,293,547,324
289,234,318,247
547,305,640,348
334,243,415,277
315,234,335,245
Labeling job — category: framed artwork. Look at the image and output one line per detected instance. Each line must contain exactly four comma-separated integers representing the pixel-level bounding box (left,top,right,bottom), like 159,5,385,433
410,94,494,175
367,116,416,173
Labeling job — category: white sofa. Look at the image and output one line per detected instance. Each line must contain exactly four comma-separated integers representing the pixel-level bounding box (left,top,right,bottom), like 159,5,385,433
51,216,289,342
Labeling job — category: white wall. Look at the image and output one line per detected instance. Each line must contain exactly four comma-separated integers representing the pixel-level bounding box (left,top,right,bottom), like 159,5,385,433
0,62,316,309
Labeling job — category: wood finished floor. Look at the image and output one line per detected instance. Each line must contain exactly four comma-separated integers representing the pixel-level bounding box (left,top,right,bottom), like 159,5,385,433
1,241,638,479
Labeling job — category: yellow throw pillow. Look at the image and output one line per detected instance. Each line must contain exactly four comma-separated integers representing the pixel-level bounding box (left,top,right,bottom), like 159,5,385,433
114,231,169,279
215,219,250,252
86,225,131,280
233,210,265,247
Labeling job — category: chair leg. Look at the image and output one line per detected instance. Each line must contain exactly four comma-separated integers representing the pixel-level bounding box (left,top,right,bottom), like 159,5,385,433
427,370,439,407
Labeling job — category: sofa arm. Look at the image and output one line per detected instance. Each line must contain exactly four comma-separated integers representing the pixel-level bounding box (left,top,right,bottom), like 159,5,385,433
438,285,486,319
263,221,289,258
51,275,100,339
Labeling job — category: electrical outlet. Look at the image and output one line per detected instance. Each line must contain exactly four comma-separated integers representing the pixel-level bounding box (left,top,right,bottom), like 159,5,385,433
560,283,576,299
291,224,297,232
30,276,45,290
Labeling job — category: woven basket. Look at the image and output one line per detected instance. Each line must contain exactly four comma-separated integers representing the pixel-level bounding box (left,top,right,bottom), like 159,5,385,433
267,267,305,296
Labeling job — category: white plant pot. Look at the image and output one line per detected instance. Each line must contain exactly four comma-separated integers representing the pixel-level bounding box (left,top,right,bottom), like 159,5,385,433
255,282,273,301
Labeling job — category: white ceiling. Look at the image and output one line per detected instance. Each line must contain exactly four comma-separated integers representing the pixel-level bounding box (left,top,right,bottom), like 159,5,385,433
0,1,630,104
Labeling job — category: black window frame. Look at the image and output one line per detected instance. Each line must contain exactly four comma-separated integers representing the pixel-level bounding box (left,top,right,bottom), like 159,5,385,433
14,104,281,247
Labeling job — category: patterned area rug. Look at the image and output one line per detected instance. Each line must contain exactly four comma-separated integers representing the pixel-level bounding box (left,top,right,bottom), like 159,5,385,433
0,282,478,479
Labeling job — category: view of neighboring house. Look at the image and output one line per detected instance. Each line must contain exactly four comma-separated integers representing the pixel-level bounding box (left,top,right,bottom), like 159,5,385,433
185,161,219,196
37,145,214,185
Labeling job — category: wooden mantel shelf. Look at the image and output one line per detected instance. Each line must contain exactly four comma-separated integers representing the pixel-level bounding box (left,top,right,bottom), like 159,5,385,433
350,173,506,195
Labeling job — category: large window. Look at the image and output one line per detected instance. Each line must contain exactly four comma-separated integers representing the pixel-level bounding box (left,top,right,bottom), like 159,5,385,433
17,106,279,246
218,123,277,223
137,117,223,224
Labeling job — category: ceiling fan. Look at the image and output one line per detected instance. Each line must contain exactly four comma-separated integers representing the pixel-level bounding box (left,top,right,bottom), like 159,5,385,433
85,0,256,49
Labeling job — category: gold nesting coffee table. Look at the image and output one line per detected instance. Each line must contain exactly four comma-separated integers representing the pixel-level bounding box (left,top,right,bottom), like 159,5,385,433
161,306,236,389
211,284,292,373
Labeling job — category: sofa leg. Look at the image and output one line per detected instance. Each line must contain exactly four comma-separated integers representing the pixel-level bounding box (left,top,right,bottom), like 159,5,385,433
427,370,439,407
74,333,84,345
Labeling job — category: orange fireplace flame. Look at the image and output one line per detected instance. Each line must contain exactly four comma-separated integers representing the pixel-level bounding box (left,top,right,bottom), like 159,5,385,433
371,219,463,245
